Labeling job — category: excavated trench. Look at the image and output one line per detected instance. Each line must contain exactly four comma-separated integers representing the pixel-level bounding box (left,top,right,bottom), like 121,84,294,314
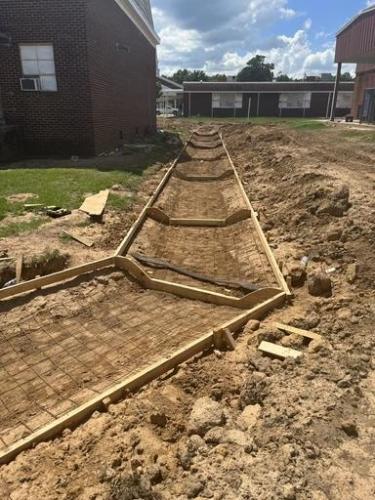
0,126,285,462
129,130,278,295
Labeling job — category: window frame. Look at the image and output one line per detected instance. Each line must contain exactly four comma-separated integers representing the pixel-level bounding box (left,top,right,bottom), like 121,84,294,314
212,93,243,109
336,92,353,109
19,43,57,92
279,92,312,109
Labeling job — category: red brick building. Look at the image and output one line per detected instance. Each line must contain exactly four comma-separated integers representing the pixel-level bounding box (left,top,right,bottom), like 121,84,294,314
335,6,375,121
0,0,159,156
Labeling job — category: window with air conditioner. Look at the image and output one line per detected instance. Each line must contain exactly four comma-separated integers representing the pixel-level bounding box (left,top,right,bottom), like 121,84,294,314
279,92,311,109
212,93,243,109
19,44,57,92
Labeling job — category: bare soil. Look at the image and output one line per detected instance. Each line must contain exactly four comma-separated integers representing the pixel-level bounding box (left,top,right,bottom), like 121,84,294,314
0,120,374,500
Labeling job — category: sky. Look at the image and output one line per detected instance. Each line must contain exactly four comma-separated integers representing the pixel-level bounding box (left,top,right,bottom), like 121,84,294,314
152,0,373,78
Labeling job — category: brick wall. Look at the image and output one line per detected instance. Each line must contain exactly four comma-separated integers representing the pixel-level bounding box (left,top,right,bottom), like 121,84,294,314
0,0,157,157
85,0,157,154
352,66,375,118
0,0,94,156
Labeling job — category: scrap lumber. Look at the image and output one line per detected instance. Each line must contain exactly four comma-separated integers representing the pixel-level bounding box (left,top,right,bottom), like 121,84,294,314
80,189,109,217
273,322,322,341
15,256,23,283
259,341,302,359
63,231,94,248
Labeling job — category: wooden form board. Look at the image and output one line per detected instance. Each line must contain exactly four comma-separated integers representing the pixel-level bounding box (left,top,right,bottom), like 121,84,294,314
173,169,234,182
115,132,289,299
115,256,281,309
79,189,109,217
0,257,114,301
145,207,252,228
220,133,291,296
115,138,191,256
0,290,285,465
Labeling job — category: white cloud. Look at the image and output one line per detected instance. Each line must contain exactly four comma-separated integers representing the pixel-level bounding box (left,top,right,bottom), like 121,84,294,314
153,0,354,78
304,18,312,30
153,7,202,72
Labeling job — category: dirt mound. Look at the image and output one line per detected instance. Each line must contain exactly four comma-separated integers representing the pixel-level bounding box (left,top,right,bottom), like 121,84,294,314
0,120,374,499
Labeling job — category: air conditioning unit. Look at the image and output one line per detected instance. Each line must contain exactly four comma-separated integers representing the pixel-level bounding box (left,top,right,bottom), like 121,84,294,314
20,77,40,91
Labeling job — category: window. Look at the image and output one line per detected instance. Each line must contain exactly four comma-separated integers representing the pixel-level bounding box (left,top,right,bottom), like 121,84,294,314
279,92,311,109
212,93,243,109
337,92,352,109
20,44,57,91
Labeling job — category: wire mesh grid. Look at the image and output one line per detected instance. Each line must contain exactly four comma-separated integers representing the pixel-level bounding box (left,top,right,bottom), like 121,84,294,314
0,283,237,452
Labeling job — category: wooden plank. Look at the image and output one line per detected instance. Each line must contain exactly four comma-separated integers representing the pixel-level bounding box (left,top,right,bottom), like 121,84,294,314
115,138,191,256
214,292,286,334
273,322,322,341
0,257,114,301
251,212,291,295
225,209,252,225
146,209,252,228
173,169,234,182
63,232,94,248
79,190,109,217
170,218,223,227
146,207,170,225
15,256,23,283
220,133,291,296
220,133,255,212
0,289,285,465
259,341,302,360
115,257,281,309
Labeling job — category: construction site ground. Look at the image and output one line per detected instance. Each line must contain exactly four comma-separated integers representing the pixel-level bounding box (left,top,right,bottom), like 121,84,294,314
0,118,374,499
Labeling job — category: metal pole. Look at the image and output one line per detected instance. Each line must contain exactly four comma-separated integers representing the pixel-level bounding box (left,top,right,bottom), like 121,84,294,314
257,93,260,116
330,62,342,122
247,97,252,121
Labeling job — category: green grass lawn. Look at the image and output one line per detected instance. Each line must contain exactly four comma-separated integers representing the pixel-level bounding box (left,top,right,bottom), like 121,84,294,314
0,130,182,238
0,168,143,222
0,217,48,238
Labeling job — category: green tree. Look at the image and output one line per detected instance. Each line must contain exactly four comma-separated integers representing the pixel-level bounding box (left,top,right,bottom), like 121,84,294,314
169,69,209,84
208,73,227,82
275,72,292,82
189,70,209,82
237,55,274,82
341,72,354,81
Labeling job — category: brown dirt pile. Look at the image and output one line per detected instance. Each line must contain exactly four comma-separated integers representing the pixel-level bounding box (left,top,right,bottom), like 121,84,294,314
0,121,374,499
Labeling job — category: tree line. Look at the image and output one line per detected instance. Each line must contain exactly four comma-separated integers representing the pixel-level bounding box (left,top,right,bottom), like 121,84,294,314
163,55,354,84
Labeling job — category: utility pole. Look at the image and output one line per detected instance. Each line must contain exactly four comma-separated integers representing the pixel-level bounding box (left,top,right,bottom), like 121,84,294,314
330,62,342,121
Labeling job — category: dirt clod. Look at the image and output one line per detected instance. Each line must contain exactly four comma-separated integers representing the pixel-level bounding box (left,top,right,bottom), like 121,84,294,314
307,270,332,297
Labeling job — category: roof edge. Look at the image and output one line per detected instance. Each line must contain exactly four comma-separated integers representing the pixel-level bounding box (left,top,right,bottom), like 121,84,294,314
337,5,375,36
114,0,160,47
183,81,354,85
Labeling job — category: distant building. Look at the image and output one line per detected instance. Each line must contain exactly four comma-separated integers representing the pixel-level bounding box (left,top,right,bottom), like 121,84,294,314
157,76,183,115
0,0,159,157
335,5,375,121
183,81,354,118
